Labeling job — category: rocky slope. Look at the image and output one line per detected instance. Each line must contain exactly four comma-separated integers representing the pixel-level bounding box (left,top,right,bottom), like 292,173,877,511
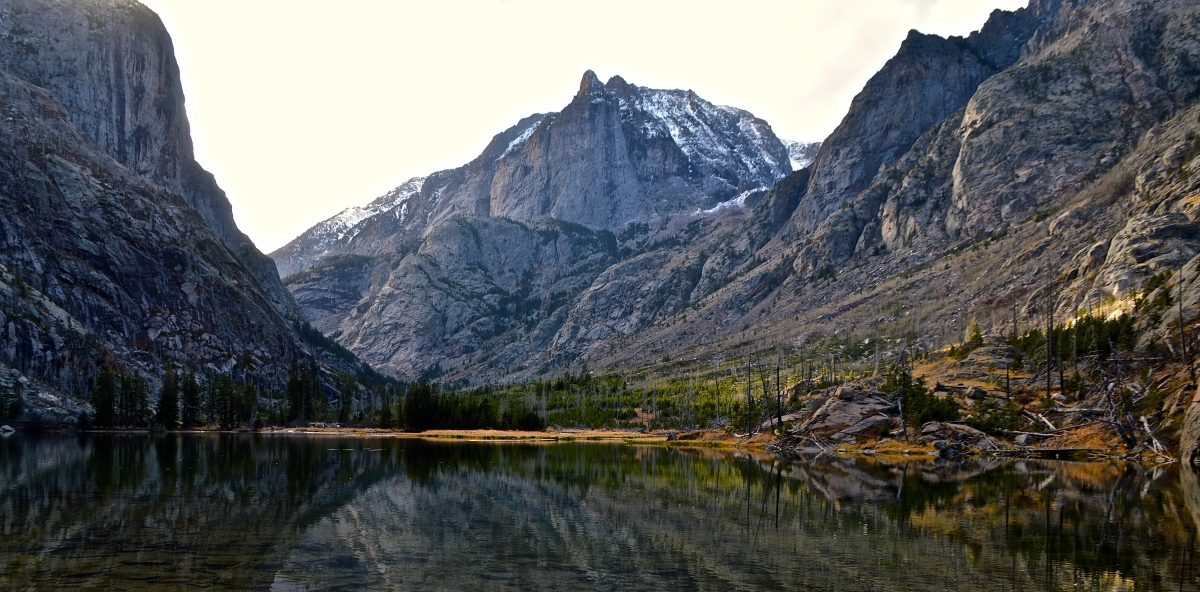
0,0,350,426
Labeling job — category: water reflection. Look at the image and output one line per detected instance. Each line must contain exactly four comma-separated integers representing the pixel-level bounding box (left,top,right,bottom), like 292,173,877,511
1,434,1197,591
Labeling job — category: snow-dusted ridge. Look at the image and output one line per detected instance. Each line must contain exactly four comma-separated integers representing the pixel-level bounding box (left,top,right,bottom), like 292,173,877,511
303,176,425,249
619,85,791,183
695,187,768,216
499,119,543,161
783,140,821,171
274,72,796,277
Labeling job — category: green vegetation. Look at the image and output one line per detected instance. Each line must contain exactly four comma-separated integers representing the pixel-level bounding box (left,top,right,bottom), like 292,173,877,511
948,319,984,360
154,366,179,428
965,396,1020,435
88,369,151,428
884,365,958,426
402,381,544,432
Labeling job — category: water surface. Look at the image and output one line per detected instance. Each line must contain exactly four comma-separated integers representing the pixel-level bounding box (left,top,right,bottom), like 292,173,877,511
1,433,1198,590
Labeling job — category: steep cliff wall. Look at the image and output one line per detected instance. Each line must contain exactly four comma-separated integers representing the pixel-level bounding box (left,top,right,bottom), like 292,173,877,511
0,0,297,315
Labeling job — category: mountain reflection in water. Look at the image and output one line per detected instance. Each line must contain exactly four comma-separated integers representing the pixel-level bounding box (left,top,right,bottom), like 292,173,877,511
1,433,1198,591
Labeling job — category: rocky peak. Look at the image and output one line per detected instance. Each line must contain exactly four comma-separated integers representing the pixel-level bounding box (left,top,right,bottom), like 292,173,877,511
274,71,791,275
790,0,1062,235
576,69,605,99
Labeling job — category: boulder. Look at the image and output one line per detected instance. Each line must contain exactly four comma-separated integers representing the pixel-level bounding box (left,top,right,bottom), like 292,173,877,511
918,422,1003,451
834,386,859,401
795,392,895,439
831,415,894,442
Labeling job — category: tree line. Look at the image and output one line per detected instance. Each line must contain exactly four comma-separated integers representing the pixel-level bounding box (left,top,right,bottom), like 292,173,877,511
86,364,545,432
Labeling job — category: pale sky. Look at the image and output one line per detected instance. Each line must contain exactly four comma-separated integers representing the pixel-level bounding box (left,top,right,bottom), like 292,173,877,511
138,0,1027,253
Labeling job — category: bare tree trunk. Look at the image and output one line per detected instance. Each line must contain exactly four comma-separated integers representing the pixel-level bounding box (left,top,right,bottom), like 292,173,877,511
1180,271,1196,384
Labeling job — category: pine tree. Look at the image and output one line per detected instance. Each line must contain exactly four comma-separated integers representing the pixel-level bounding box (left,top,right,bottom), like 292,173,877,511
156,367,179,428
214,375,236,429
240,382,257,427
181,372,201,428
287,361,303,423
119,373,134,427
378,391,392,428
130,375,150,428
91,370,117,428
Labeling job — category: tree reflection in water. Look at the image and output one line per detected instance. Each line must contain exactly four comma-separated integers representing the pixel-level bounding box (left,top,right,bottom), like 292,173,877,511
1,434,1197,590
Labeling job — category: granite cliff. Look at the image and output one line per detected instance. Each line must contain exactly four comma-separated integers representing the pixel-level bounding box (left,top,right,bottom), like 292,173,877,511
0,0,356,426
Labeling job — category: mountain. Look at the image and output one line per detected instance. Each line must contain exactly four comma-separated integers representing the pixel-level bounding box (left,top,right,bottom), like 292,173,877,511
272,74,798,379
277,0,1200,419
595,0,1200,376
0,0,354,426
273,73,793,278
0,0,296,316
783,140,820,171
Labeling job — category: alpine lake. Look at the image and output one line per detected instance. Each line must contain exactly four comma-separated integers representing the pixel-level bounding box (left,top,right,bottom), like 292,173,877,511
1,433,1198,591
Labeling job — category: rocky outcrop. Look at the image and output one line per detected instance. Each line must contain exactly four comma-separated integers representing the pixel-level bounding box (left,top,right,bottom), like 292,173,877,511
0,68,315,423
333,217,620,378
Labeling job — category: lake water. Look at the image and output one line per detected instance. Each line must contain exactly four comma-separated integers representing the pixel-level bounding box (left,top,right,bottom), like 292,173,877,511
1,433,1198,591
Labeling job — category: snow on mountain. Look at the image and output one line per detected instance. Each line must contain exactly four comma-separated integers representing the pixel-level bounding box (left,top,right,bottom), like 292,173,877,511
314,176,425,244
619,84,792,182
784,140,821,171
272,176,425,277
498,119,543,161
274,73,794,277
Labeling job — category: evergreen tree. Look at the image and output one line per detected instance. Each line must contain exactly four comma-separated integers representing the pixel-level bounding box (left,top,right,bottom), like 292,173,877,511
205,378,218,427
301,368,315,422
91,370,117,428
287,361,303,423
156,367,179,428
130,375,150,428
119,373,134,427
378,391,392,428
339,393,352,425
181,372,201,428
239,382,258,427
404,381,437,431
214,375,236,429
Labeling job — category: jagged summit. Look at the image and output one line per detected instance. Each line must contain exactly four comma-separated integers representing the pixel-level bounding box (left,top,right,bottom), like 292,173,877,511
272,71,791,277
577,69,605,98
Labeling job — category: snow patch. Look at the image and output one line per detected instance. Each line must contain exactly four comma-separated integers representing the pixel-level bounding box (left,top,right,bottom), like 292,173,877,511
305,176,425,247
498,119,543,161
619,86,790,187
699,187,767,215
783,140,821,171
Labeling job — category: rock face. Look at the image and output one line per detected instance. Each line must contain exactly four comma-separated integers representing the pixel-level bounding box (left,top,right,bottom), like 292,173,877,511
0,0,341,426
0,0,296,315
790,3,1058,237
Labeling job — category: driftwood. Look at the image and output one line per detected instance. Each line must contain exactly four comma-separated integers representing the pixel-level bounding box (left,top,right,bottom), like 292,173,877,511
1140,415,1167,455
1020,409,1057,430
1004,430,1063,438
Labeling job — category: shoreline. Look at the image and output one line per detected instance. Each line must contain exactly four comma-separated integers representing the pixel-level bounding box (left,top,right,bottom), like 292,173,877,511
22,426,1177,463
